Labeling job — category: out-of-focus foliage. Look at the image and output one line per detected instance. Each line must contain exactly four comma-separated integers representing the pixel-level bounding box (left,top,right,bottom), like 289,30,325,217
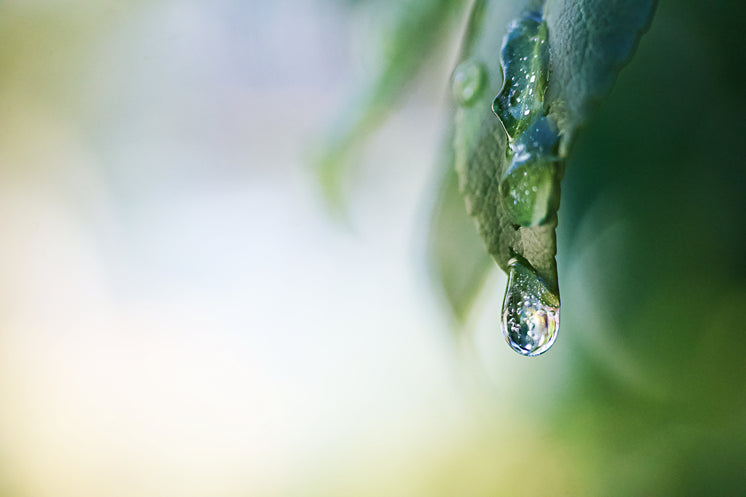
314,0,465,211
429,158,493,322
319,0,746,494
552,1,746,492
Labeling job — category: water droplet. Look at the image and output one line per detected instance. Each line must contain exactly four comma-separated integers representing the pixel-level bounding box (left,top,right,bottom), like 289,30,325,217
499,117,561,227
502,260,560,357
451,60,485,107
492,12,549,138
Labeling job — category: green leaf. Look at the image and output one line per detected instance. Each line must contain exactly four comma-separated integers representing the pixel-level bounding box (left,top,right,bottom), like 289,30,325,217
450,0,656,297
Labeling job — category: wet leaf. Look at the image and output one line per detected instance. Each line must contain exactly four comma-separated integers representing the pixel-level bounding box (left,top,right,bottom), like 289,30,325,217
450,0,656,300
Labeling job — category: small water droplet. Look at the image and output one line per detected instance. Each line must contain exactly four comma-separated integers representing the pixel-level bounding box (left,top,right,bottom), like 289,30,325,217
502,260,560,357
451,60,485,107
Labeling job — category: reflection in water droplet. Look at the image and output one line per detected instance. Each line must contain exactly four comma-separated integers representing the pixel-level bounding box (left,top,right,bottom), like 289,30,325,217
492,12,549,138
502,259,560,357
451,61,485,107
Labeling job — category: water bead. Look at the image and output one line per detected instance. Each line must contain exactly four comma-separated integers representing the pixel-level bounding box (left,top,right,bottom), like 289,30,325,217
501,259,560,357
451,60,486,107
499,117,561,227
492,12,549,138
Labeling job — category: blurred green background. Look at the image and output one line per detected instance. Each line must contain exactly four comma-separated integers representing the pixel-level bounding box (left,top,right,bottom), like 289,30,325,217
0,0,743,496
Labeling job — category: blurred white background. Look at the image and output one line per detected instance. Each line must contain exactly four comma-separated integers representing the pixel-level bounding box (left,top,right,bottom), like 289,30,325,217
0,2,496,496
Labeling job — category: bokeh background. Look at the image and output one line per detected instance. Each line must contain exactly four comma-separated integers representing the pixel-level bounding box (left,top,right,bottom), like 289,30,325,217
0,1,743,496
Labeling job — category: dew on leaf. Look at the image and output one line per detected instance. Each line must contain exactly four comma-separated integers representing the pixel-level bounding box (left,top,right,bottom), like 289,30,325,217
450,0,657,357
501,259,560,357
499,116,561,227
489,11,563,356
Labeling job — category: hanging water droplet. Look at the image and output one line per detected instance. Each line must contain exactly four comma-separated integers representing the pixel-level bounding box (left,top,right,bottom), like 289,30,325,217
501,259,560,357
451,60,485,107
492,12,549,138
499,117,561,227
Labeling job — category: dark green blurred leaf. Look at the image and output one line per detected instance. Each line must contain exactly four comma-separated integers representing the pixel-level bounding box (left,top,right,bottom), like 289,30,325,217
550,0,746,492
